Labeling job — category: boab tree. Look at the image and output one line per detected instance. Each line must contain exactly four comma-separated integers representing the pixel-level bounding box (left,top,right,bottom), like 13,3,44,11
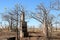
31,3,55,38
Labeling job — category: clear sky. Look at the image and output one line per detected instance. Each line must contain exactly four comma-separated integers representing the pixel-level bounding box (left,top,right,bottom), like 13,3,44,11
0,0,60,28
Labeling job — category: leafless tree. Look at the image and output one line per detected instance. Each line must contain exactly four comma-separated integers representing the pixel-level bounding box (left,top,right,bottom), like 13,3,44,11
2,4,28,40
30,3,55,39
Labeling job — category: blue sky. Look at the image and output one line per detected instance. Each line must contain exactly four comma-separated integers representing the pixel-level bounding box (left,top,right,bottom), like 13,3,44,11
0,0,60,28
